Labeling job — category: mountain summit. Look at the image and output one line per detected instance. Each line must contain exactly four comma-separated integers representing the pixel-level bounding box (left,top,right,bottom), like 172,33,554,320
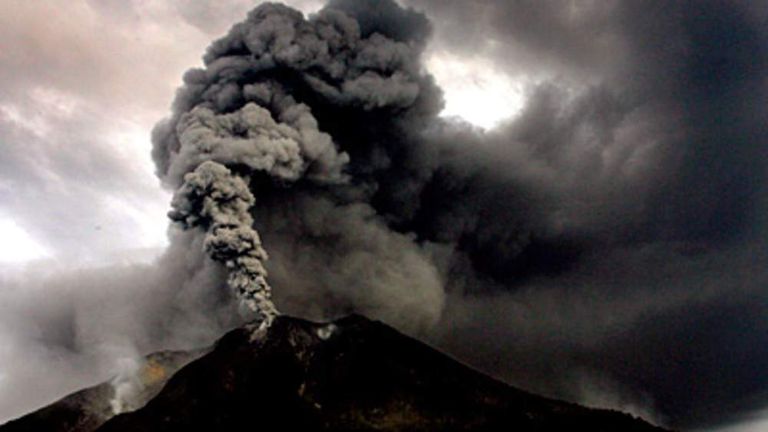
2,315,668,431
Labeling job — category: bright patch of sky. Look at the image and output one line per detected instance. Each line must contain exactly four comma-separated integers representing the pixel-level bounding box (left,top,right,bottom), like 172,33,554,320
427,52,525,130
0,218,50,263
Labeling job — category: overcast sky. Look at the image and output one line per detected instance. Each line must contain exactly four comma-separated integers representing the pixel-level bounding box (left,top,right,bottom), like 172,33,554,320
1,1,767,431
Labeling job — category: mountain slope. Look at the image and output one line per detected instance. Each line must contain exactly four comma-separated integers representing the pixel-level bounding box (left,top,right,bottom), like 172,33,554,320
95,315,667,431
0,349,204,432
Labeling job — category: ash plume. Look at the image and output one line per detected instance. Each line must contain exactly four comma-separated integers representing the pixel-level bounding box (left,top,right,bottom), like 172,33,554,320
169,161,278,326
152,0,446,331
149,0,768,429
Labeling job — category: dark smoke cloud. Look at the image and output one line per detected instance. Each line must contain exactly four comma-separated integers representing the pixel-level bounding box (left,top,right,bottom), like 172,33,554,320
152,0,448,332
152,0,768,429
402,0,768,429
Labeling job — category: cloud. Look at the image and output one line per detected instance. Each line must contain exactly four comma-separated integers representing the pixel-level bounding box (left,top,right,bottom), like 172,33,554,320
400,1,768,428
146,2,768,427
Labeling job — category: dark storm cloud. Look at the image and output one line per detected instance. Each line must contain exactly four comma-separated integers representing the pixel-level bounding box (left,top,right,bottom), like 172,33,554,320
148,0,768,428
401,0,768,429
410,0,768,248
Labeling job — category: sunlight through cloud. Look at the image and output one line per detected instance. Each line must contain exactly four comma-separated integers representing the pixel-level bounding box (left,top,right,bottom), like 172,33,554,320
427,52,525,130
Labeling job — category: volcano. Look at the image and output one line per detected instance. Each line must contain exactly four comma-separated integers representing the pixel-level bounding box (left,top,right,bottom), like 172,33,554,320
1,315,668,431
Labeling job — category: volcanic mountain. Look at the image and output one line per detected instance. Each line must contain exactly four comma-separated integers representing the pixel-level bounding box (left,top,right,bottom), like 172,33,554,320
1,315,668,431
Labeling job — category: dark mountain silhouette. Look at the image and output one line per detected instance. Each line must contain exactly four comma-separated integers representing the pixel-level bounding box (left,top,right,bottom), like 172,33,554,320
0,349,204,432
1,315,669,431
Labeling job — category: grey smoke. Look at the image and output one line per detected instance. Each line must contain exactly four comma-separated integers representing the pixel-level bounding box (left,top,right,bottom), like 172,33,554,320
169,161,278,325
152,0,447,333
0,254,235,422
403,1,768,429
150,0,768,429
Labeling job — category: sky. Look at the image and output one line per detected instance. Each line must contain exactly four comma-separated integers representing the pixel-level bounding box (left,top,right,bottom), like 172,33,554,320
1,1,767,431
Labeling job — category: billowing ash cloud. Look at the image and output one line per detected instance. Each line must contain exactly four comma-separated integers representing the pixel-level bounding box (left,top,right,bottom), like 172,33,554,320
152,0,445,331
401,1,768,430
151,0,768,430
169,161,278,325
